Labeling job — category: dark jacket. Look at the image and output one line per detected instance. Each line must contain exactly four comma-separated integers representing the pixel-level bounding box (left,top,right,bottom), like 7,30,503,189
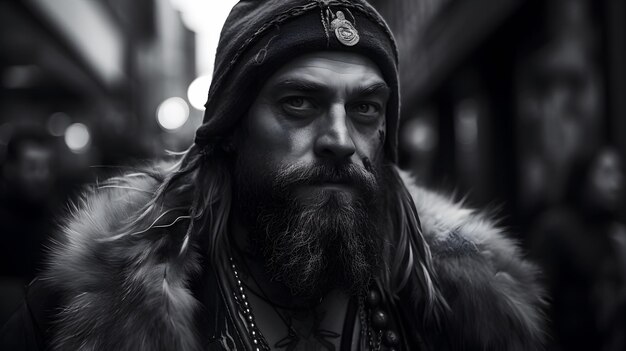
1,168,545,350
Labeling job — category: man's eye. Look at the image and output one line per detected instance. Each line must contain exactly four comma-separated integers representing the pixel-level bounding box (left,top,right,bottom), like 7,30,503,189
280,97,316,116
287,97,305,108
356,103,379,114
350,102,382,122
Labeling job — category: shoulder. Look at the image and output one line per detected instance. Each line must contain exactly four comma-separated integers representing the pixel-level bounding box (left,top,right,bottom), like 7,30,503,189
400,171,546,350
45,163,168,289
42,161,202,350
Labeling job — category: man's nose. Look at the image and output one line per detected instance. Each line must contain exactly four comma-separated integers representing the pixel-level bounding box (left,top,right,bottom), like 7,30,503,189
314,104,356,160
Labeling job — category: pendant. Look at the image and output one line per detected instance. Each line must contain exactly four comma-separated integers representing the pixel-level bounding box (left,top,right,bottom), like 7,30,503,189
330,10,360,46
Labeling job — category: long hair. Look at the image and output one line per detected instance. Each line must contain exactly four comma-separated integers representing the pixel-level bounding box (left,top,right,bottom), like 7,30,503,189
100,143,446,323
96,143,233,275
378,163,448,325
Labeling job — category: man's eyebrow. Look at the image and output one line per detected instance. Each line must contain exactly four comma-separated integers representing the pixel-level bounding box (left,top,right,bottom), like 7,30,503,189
271,79,390,97
357,82,390,97
273,79,327,92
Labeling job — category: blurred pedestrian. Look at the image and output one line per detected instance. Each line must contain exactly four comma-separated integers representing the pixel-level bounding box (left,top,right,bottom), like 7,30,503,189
530,147,625,351
0,128,58,281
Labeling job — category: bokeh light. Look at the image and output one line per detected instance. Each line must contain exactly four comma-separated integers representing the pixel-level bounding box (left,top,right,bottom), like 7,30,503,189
403,118,437,153
187,75,211,111
47,112,71,137
157,97,190,131
455,99,479,147
64,123,91,153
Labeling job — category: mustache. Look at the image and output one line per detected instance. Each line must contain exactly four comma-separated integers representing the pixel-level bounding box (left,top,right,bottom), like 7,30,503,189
273,161,378,193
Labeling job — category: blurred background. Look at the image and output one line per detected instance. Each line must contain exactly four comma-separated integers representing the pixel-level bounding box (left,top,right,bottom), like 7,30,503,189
0,0,624,349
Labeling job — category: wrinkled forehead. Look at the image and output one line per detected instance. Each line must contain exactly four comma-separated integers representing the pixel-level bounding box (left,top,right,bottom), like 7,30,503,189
272,51,383,77
262,51,388,95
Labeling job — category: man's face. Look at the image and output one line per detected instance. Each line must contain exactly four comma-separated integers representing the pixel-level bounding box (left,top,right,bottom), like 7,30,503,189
242,50,388,174
234,51,390,298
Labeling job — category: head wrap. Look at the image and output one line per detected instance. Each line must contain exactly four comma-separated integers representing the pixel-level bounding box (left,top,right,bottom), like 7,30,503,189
195,0,400,161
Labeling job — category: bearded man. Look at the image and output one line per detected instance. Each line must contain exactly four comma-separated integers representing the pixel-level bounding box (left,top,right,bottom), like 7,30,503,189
1,0,545,350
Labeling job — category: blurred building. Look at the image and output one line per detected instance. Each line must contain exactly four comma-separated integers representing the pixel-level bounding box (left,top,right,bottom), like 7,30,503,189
0,0,196,319
370,0,626,349
371,0,626,229
0,0,196,169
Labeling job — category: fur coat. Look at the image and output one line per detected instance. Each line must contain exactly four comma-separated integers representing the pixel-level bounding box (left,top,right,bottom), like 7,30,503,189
4,167,545,350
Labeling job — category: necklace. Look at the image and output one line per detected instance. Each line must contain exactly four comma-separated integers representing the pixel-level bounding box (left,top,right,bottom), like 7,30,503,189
236,255,301,349
229,257,271,351
360,288,402,351
243,270,340,350
228,257,400,351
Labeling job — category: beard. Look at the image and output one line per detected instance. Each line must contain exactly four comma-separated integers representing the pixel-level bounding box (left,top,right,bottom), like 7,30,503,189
233,156,385,300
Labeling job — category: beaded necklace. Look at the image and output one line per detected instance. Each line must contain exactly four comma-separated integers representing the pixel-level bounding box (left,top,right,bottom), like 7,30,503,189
229,257,271,351
237,256,340,350
228,257,400,350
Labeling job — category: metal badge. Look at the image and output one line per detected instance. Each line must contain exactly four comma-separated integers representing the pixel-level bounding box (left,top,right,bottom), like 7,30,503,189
330,10,359,46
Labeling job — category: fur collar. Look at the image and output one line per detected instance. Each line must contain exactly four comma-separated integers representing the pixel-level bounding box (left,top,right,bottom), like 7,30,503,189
402,172,545,350
44,167,544,350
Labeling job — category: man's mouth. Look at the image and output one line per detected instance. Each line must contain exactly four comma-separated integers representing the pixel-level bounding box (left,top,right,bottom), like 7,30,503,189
314,182,353,191
296,181,356,195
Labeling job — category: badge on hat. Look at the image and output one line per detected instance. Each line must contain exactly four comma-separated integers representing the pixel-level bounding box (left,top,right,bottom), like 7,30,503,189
331,10,359,46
